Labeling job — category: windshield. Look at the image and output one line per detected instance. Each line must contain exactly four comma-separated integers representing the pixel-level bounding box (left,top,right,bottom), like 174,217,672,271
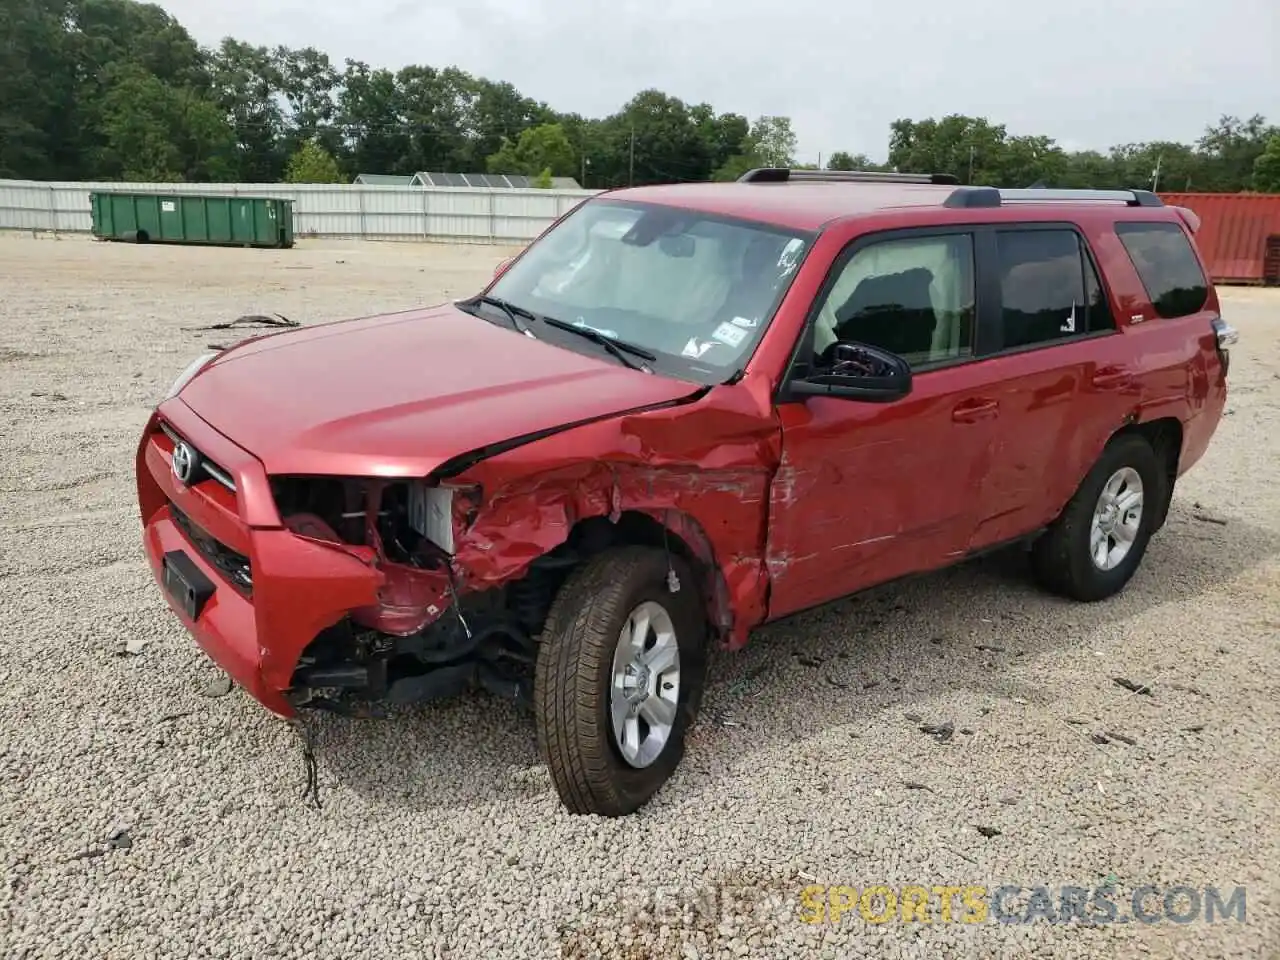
483,199,812,383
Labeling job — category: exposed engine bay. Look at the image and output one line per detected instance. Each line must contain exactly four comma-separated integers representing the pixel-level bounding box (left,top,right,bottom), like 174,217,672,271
271,476,591,715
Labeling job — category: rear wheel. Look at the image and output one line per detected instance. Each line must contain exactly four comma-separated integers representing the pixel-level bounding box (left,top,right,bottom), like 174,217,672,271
534,546,706,816
1031,433,1165,601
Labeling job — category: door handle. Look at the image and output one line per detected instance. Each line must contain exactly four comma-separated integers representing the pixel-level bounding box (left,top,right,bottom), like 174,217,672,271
952,399,998,423
1091,365,1133,389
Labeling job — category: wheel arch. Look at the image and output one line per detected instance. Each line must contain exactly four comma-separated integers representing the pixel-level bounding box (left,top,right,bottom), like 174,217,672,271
1108,416,1183,530
449,450,774,649
541,508,735,643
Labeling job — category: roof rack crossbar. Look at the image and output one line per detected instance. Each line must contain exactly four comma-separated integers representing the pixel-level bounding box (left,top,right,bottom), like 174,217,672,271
943,186,1165,209
738,167,959,186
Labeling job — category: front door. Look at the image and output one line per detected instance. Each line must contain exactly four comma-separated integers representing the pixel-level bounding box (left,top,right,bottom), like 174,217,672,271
765,228,1003,619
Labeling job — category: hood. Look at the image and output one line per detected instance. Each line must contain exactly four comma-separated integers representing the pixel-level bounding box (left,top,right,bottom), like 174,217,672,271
176,303,701,477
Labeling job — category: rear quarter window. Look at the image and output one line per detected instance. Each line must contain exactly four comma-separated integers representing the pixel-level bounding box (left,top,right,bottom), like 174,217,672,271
1114,221,1209,319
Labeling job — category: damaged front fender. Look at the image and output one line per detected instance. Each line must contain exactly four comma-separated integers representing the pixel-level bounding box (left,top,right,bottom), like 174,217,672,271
439,377,783,647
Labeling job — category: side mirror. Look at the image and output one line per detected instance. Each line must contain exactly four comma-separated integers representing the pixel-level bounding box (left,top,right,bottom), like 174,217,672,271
786,342,912,402
493,257,513,278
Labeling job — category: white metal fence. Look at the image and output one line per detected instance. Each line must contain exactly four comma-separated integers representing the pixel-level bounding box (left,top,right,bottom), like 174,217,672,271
0,179,603,244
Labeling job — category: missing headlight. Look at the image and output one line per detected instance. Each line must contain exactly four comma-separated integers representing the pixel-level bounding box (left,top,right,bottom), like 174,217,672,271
407,483,455,554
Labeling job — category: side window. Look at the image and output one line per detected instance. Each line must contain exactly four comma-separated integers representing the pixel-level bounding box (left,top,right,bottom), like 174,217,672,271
1114,221,1209,319
811,234,975,369
995,229,1112,349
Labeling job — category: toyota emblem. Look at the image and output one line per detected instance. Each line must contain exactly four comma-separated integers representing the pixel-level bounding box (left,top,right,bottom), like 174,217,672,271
171,441,195,484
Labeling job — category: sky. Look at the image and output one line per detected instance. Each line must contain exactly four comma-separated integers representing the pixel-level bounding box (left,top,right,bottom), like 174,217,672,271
154,0,1278,164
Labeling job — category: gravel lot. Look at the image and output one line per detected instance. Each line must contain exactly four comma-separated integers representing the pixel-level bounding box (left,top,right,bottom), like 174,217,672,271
0,233,1277,960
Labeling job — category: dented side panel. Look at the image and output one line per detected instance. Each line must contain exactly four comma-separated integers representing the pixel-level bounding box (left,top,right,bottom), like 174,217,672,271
764,367,1002,619
446,376,783,648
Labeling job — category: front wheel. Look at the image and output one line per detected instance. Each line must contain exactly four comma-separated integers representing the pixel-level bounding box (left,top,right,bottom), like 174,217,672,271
534,546,706,816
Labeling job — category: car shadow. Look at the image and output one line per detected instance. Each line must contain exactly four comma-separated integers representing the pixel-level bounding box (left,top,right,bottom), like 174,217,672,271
311,498,1278,814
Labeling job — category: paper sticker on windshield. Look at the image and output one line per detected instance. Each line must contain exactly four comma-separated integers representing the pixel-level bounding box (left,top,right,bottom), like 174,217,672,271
711,322,748,348
681,337,718,359
778,237,805,276
731,315,758,328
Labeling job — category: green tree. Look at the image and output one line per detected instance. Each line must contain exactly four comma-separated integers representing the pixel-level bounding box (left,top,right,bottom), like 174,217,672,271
889,115,1009,183
285,140,343,182
208,39,287,181
690,104,749,172
274,45,340,153
747,116,797,167
96,65,235,180
1254,135,1280,192
533,167,553,188
1058,150,1120,188
1197,114,1279,191
66,0,218,180
1107,141,1203,191
71,0,208,90
1002,135,1069,187
711,153,763,181
889,115,1095,187
827,151,879,171
337,59,411,177
462,77,553,170
601,89,713,185
486,122,576,178
0,0,79,178
398,64,473,171
1,0,1274,197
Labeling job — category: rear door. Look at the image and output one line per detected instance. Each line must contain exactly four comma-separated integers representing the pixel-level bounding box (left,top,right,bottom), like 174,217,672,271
766,227,1005,618
964,223,1137,551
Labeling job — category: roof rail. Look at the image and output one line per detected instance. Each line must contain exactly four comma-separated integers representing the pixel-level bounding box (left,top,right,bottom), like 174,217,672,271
944,186,1165,209
738,167,960,185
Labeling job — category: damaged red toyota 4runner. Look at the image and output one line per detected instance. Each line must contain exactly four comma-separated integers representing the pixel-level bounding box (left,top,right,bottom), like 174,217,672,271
136,168,1236,816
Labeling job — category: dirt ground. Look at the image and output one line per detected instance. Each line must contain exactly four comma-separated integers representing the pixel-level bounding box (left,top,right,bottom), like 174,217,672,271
0,233,1277,960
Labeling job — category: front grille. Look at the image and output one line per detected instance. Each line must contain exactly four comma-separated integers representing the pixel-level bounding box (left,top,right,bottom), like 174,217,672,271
170,502,253,594
159,422,236,492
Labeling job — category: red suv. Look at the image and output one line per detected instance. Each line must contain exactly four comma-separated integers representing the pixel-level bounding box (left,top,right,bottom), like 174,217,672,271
136,169,1237,816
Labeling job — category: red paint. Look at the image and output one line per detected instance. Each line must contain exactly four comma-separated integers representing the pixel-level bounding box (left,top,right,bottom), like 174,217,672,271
136,185,1229,716
1158,192,1280,284
177,304,702,478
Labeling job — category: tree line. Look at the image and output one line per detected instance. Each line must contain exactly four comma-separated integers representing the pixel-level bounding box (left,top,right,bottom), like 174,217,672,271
4,0,1280,192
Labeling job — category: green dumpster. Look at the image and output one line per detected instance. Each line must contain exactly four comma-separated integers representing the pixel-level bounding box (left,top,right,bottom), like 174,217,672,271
89,192,295,249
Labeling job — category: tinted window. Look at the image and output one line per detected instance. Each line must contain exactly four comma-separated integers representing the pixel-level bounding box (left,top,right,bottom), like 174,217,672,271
1115,221,1209,319
811,234,975,369
996,229,1113,349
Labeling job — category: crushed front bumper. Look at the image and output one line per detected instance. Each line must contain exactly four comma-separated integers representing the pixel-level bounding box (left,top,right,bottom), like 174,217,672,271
138,401,384,717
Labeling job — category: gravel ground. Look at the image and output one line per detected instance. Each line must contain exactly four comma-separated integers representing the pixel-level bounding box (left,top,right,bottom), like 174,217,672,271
0,233,1277,960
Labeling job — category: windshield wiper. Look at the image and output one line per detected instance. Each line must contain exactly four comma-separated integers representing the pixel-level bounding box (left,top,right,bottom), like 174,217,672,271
466,295,537,338
540,316,655,372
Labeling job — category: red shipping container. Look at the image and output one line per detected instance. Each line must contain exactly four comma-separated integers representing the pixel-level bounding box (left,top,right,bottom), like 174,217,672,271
1158,192,1280,285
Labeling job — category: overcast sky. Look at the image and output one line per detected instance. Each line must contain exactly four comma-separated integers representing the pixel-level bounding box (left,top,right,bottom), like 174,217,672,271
155,0,1277,163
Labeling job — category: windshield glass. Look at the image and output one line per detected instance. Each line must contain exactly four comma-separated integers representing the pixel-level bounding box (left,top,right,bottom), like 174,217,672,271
484,199,812,382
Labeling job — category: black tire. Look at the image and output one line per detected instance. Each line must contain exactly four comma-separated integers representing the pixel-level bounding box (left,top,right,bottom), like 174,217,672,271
1031,433,1166,601
534,545,707,816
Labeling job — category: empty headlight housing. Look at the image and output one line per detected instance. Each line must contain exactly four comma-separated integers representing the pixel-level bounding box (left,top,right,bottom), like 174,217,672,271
162,351,218,403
